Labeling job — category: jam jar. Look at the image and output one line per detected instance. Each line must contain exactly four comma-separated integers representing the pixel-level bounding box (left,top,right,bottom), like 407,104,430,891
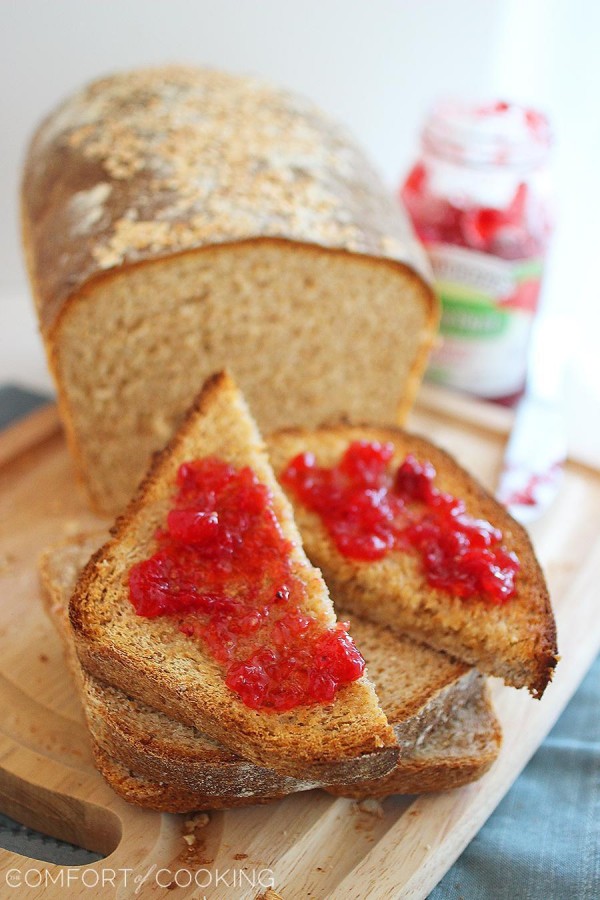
401,100,553,403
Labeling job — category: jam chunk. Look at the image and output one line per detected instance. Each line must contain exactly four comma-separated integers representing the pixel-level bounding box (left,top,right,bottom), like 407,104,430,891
128,457,365,711
281,442,519,604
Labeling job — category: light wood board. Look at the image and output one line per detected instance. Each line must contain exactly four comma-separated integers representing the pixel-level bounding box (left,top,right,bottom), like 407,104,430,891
0,388,598,899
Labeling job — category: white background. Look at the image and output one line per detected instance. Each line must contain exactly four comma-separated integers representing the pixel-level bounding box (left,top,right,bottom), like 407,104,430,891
1,0,599,455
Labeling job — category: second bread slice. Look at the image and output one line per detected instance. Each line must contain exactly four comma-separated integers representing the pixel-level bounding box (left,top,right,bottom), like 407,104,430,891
268,425,557,697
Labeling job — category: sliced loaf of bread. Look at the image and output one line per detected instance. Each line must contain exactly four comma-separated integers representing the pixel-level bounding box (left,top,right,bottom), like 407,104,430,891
22,65,436,515
268,425,557,697
42,535,499,810
69,373,398,781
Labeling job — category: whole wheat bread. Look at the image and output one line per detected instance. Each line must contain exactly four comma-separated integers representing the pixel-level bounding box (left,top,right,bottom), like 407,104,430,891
268,425,557,697
92,673,499,812
42,535,482,797
41,536,500,810
69,373,398,781
22,65,436,515
90,677,499,813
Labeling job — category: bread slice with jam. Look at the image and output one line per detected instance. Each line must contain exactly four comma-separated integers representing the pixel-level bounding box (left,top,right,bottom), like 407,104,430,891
69,373,398,781
42,534,499,810
268,425,557,697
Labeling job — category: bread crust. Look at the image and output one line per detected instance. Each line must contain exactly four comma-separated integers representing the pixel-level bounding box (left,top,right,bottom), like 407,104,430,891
268,424,558,697
91,743,290,813
90,679,500,812
327,681,502,799
69,373,398,781
21,66,433,336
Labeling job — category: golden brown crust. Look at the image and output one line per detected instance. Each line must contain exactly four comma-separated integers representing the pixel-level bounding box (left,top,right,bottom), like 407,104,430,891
268,424,558,697
92,682,502,810
69,373,398,781
91,744,289,813
21,66,432,336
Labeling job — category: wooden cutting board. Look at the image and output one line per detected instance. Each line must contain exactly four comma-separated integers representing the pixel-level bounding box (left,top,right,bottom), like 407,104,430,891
0,386,598,899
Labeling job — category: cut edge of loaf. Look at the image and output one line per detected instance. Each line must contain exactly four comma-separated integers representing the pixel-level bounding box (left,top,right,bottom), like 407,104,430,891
69,372,399,782
39,239,437,516
267,424,558,698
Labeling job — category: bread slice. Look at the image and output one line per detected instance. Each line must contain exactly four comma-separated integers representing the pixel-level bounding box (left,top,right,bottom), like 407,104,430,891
22,65,437,515
42,534,319,802
91,678,499,813
268,425,557,697
91,674,499,812
69,373,398,781
326,682,501,799
43,536,476,792
41,535,499,811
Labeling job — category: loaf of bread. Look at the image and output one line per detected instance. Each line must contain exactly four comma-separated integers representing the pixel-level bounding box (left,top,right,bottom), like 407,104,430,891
21,65,437,514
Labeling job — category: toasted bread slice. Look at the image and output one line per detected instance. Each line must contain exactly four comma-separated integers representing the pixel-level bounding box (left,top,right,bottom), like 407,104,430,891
42,536,475,792
326,681,501,799
268,425,557,697
69,374,397,780
90,744,290,813
91,678,499,813
41,536,499,811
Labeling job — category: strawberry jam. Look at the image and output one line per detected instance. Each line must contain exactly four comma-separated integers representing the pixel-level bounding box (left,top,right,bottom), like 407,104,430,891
281,442,519,603
400,100,554,402
128,458,365,711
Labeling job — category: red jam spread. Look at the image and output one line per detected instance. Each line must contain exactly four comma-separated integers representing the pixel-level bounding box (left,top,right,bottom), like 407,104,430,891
128,458,365,711
402,164,546,260
281,441,519,603
400,100,553,404
401,102,552,261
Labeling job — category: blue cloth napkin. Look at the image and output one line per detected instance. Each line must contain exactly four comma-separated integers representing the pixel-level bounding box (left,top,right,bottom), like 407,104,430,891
430,655,599,899
1,386,598,895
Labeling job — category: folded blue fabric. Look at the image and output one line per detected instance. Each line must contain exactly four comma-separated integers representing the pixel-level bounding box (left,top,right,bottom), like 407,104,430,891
430,653,600,899
0,384,51,430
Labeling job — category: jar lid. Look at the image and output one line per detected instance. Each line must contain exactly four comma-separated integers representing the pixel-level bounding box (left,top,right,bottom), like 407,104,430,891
422,100,553,169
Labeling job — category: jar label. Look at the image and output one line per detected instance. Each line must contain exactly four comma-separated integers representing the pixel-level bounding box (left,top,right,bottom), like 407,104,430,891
425,243,543,398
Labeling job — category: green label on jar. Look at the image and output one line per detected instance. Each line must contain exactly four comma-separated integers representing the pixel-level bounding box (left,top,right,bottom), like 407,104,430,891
437,291,510,340
425,243,543,398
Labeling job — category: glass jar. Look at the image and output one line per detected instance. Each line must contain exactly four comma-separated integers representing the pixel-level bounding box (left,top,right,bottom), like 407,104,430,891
401,100,554,403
